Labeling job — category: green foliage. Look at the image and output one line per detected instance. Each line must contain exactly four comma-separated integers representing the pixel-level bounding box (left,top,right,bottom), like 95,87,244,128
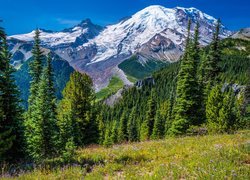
140,91,156,140
96,76,124,101
14,53,74,109
25,32,59,161
127,107,138,142
62,138,76,163
97,113,105,144
57,71,95,150
118,55,167,79
0,27,24,161
206,85,240,134
103,123,113,147
206,85,223,133
117,111,128,143
98,24,249,143
169,21,201,135
110,120,118,144
151,110,165,139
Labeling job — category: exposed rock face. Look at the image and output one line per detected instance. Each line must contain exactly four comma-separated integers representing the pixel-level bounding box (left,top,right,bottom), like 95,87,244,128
8,6,231,91
231,28,250,41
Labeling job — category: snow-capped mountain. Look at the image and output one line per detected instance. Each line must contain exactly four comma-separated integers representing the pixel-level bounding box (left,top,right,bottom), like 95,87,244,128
8,5,232,91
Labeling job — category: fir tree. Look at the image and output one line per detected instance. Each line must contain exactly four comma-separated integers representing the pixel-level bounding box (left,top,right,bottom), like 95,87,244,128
103,124,113,147
206,85,223,134
57,71,94,149
202,19,222,97
97,113,105,144
151,108,165,139
25,29,44,160
127,107,138,142
169,21,201,135
0,28,24,161
29,54,58,159
28,29,43,107
110,121,118,144
117,111,128,143
140,90,156,140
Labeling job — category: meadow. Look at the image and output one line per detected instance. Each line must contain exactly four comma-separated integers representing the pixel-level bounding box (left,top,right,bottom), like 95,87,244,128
2,131,249,179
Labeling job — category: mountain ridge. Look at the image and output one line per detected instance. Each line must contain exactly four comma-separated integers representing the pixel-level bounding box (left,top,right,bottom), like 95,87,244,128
8,5,232,91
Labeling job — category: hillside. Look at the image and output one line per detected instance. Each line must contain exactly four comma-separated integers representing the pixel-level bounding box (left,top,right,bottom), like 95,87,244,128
2,131,249,179
101,38,250,123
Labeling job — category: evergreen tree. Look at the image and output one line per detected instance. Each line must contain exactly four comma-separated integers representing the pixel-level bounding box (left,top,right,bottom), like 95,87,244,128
57,71,94,150
151,110,164,139
140,90,156,140
0,27,23,161
29,54,58,159
85,110,98,144
127,107,138,142
206,85,223,133
103,123,113,147
28,29,43,107
117,111,128,143
25,29,44,160
202,19,222,97
97,113,105,144
110,120,118,144
217,90,236,133
169,21,201,135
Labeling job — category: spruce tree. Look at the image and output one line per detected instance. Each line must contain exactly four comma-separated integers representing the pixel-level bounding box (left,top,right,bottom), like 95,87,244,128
217,90,236,133
151,110,165,139
103,124,113,147
140,90,156,141
206,85,223,134
57,71,94,149
127,107,138,142
0,28,24,161
97,113,105,144
117,111,128,143
29,53,58,159
25,29,44,160
110,121,118,144
169,21,201,135
202,19,222,96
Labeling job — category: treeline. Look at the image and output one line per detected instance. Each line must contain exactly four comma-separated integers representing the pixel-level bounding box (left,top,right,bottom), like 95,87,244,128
97,20,250,145
0,19,249,164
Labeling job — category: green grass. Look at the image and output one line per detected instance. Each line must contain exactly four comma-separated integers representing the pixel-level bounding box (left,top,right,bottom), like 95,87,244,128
95,76,124,101
118,56,167,80
3,131,250,179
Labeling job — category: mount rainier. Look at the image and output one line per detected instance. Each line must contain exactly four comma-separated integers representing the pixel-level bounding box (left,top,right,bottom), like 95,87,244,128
8,5,231,91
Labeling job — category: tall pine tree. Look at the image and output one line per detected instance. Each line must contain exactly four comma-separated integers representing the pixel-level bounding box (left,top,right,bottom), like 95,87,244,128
30,53,58,159
169,21,201,135
57,71,94,150
0,26,23,161
117,111,128,143
25,29,44,160
140,90,156,141
202,19,222,96
127,107,138,142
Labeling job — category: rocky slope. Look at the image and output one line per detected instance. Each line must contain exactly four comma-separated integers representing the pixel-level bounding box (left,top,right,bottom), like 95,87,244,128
232,28,250,41
8,5,232,91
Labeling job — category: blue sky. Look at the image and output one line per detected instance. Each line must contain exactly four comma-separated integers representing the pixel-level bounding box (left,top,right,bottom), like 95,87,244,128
0,0,249,35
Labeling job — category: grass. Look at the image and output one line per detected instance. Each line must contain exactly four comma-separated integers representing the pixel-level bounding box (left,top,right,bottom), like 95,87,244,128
95,76,124,101
2,131,250,179
118,56,167,80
